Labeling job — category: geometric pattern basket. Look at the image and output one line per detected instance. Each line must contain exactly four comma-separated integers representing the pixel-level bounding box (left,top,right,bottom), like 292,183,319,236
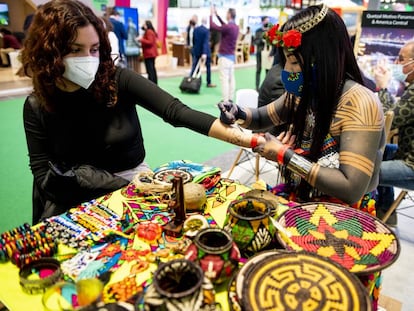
240,252,372,311
276,202,400,275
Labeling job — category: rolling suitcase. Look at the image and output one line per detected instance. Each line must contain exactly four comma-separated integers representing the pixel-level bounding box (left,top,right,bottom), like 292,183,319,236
179,58,204,93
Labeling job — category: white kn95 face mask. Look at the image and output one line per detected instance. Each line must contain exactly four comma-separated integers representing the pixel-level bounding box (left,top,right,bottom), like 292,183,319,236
62,56,100,89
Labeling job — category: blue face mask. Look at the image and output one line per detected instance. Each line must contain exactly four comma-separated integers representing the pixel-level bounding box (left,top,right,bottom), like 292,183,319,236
281,70,304,97
390,61,413,83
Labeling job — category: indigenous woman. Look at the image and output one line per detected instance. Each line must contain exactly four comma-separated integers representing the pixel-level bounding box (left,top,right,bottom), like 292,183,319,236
220,4,384,213
218,4,384,309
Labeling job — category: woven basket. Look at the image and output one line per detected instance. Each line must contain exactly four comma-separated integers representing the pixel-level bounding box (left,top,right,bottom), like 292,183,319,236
241,251,371,311
228,250,284,311
276,202,400,274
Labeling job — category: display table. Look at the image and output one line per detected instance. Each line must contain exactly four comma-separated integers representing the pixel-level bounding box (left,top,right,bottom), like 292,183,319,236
172,42,190,66
0,176,271,311
0,162,400,311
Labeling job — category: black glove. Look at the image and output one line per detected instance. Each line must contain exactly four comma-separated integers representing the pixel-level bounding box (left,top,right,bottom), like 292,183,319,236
217,100,247,124
42,162,129,205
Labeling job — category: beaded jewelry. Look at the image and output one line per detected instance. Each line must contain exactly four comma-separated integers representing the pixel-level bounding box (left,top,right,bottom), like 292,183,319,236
0,223,58,268
19,258,62,295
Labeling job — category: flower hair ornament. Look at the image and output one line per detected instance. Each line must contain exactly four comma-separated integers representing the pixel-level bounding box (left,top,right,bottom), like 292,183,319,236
264,4,329,51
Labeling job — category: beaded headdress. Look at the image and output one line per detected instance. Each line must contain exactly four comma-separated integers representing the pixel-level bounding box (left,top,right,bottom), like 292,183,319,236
264,4,329,51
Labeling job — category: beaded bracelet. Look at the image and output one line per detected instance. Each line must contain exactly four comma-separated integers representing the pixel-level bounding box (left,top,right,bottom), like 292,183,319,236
277,144,291,165
0,223,57,267
19,258,62,295
250,134,259,149
250,133,264,149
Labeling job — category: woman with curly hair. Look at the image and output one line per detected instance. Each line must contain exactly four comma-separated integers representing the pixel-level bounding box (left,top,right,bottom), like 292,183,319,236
21,0,264,223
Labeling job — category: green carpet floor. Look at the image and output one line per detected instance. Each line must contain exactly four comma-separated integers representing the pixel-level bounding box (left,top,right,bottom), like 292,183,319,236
0,65,259,232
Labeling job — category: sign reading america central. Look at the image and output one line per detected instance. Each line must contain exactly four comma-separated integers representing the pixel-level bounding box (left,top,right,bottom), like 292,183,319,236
361,11,414,28
356,10,414,96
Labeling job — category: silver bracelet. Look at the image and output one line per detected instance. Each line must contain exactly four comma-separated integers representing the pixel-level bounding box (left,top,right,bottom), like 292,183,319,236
286,153,314,179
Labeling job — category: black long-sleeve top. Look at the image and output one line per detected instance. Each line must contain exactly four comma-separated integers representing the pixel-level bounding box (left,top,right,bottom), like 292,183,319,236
24,68,216,220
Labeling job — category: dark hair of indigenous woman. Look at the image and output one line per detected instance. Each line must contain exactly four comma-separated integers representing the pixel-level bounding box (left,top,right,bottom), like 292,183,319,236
21,0,117,111
278,4,363,162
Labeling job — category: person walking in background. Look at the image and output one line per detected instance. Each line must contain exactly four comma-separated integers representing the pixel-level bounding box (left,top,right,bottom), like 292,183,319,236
108,8,127,63
253,16,269,91
191,17,216,88
0,28,22,67
186,15,197,66
137,20,158,84
210,6,239,102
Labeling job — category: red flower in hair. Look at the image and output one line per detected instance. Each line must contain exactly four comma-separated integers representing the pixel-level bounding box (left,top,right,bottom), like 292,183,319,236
266,24,282,44
264,24,302,51
282,30,302,50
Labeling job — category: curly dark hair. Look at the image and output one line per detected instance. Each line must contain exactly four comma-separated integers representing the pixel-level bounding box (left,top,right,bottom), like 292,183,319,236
21,0,117,111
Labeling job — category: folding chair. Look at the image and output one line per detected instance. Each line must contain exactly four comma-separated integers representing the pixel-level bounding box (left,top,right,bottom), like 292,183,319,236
382,110,394,152
381,190,409,222
226,89,259,180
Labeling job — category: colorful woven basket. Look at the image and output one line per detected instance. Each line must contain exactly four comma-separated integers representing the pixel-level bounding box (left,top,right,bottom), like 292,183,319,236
241,252,371,311
228,250,284,311
276,202,400,274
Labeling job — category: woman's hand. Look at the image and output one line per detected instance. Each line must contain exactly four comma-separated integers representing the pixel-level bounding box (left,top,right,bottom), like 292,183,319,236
276,130,296,146
254,132,295,162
